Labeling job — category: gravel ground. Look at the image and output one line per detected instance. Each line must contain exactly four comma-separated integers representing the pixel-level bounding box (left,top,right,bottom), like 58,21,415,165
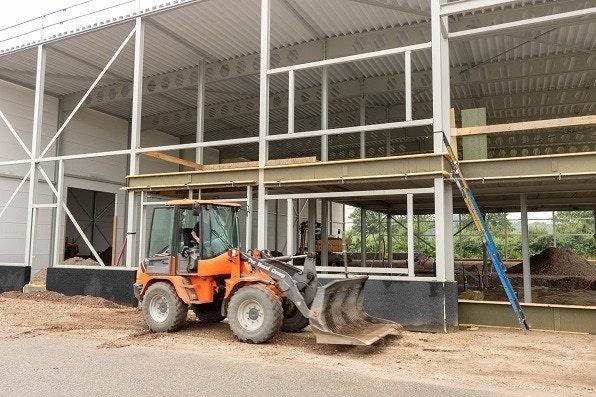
0,292,594,396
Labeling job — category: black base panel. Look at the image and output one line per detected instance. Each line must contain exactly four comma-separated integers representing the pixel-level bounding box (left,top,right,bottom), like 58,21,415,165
46,267,138,307
323,278,458,333
0,265,31,293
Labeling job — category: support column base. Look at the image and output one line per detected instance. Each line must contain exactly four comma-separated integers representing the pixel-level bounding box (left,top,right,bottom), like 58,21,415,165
0,264,31,293
362,279,458,333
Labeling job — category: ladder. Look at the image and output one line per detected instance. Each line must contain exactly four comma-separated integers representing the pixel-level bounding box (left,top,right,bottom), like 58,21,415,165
441,132,529,332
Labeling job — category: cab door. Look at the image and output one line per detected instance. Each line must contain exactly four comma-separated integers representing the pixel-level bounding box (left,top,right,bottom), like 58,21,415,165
145,206,175,274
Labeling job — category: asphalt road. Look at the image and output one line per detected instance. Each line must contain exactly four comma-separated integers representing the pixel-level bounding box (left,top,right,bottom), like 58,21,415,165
0,335,508,397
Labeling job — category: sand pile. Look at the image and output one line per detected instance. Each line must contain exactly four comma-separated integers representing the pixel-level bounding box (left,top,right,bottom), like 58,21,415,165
0,290,124,308
508,247,596,278
62,256,100,266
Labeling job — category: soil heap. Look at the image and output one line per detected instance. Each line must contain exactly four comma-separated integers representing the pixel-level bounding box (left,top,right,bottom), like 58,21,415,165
508,247,596,278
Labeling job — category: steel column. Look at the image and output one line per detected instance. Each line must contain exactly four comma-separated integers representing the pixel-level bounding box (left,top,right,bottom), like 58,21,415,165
288,70,295,134
24,44,46,267
407,193,415,276
245,185,253,250
434,178,454,280
386,213,393,267
195,59,206,164
321,66,329,161
360,207,367,266
321,199,329,266
431,0,450,153
307,199,316,252
51,160,65,267
520,193,532,303
359,95,366,159
125,18,145,267
257,0,271,249
286,198,294,255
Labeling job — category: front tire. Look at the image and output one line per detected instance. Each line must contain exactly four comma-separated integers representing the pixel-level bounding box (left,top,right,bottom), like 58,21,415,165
281,299,309,332
228,285,283,344
142,282,188,332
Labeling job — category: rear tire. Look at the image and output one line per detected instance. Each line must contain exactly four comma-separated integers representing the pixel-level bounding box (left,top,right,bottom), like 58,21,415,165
192,301,225,323
142,282,188,332
228,285,283,344
281,299,309,332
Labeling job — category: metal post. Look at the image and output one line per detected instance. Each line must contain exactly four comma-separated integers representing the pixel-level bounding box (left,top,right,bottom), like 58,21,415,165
24,44,46,267
520,194,532,303
434,178,454,280
321,200,328,266
257,0,271,249
49,99,65,269
552,211,557,248
274,200,279,250
386,213,393,267
196,59,206,164
125,17,145,267
359,95,366,159
360,207,367,266
307,199,316,252
286,198,294,255
138,191,146,263
405,50,412,121
111,194,118,266
51,160,64,267
504,212,508,260
431,0,451,153
321,66,328,161
288,70,295,134
407,193,415,276
245,185,253,250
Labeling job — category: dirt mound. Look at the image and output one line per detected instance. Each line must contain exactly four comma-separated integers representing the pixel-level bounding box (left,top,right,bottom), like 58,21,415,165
62,257,100,266
508,247,596,278
0,290,125,309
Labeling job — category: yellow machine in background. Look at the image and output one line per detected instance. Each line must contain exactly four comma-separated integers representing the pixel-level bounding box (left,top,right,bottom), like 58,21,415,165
298,221,352,266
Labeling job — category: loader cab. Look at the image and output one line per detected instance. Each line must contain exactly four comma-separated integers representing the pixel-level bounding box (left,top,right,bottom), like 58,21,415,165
145,199,240,275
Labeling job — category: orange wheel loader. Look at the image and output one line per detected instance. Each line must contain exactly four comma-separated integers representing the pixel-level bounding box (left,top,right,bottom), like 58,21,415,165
133,199,399,345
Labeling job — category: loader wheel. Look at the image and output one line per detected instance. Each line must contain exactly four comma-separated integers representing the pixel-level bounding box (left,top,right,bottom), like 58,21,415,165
227,285,283,344
192,301,225,323
142,282,188,333
281,299,309,332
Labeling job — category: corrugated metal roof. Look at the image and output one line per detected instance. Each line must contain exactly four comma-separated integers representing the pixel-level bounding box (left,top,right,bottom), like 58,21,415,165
0,0,591,161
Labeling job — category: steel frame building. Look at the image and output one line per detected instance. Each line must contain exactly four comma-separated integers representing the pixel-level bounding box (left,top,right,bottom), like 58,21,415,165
0,0,594,322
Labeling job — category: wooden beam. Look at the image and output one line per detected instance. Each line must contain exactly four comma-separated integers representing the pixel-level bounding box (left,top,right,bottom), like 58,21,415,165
453,115,596,137
203,156,317,171
141,151,204,170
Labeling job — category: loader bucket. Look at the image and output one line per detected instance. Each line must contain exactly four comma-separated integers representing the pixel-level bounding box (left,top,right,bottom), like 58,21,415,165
308,276,400,345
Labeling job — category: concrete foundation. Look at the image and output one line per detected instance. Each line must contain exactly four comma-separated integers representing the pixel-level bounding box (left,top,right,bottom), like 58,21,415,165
362,279,459,333
46,266,138,307
0,264,31,293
